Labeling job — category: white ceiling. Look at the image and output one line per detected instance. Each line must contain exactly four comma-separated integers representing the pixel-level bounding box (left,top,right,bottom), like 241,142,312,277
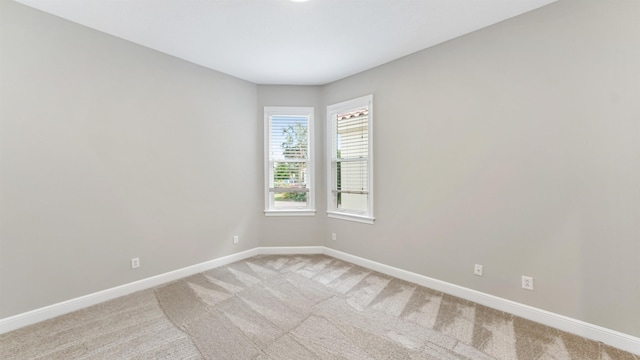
14,0,557,85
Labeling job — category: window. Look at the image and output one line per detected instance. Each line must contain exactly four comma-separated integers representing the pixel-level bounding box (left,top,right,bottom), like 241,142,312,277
264,107,315,216
327,95,374,224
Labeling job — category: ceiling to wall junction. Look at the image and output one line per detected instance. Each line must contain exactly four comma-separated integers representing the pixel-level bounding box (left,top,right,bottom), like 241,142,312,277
14,0,557,85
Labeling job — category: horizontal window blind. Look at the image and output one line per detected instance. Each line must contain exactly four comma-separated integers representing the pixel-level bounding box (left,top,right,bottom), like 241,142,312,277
268,115,310,210
334,108,369,212
326,95,373,223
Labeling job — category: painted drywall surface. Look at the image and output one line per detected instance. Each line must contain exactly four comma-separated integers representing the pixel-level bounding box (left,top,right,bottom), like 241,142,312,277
257,85,327,247
322,0,640,337
0,1,260,318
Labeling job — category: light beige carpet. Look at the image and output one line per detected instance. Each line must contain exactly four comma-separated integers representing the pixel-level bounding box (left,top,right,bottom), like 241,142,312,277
1,254,637,359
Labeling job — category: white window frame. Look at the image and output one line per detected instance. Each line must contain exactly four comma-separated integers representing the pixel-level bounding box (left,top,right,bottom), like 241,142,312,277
264,106,315,216
326,95,374,224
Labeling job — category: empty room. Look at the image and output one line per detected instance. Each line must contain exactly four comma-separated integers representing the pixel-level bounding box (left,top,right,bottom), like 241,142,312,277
1,0,639,359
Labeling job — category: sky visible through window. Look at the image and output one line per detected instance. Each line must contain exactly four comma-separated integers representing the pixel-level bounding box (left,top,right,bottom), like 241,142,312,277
270,115,307,160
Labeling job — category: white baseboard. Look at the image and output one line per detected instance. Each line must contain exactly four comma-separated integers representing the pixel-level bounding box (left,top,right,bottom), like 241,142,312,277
323,247,640,355
0,248,260,335
256,246,324,255
1,246,638,355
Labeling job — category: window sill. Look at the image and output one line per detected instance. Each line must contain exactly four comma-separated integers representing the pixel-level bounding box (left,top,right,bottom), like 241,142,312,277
327,211,375,224
265,209,317,217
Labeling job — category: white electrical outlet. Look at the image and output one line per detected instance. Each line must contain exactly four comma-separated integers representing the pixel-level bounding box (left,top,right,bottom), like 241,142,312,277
522,276,534,290
233,235,239,244
474,264,483,276
131,257,140,269
331,233,337,241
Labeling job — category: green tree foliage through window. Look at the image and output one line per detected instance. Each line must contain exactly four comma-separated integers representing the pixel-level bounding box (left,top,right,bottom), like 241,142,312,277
282,123,308,159
279,123,308,202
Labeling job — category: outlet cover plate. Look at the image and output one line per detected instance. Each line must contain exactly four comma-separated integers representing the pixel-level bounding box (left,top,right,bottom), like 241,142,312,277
474,264,483,276
522,276,534,290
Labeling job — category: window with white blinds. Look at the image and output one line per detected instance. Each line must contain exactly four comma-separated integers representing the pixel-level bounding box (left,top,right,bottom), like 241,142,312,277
264,107,315,216
327,95,374,224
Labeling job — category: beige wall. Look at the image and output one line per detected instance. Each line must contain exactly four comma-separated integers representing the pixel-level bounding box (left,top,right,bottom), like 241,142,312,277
1,0,639,339
0,1,261,317
322,0,640,337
